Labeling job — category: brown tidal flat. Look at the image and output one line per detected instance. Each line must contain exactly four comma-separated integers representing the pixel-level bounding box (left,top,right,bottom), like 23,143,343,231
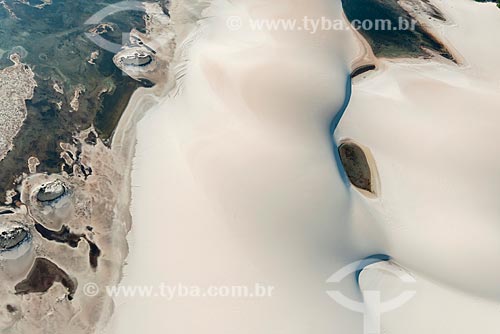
15,257,77,300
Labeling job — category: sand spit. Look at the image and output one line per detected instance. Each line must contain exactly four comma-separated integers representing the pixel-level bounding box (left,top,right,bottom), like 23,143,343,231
0,54,37,162
0,0,18,19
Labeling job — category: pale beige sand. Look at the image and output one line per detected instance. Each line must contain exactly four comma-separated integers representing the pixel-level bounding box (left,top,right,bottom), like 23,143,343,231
338,0,500,299
360,261,500,333
108,0,500,333
106,0,379,333
337,0,500,332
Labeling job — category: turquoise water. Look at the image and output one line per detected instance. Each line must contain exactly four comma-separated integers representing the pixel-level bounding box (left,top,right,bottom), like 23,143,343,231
0,0,152,199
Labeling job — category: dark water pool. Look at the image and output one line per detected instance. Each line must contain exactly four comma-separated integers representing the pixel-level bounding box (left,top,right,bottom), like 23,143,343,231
0,0,153,199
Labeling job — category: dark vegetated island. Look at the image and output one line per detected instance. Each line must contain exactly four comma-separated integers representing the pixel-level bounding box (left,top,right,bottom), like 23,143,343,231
341,0,455,60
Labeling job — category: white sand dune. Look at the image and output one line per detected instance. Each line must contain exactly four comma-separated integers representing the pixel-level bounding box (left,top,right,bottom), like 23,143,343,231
360,261,500,333
337,0,500,299
337,0,500,332
106,0,379,333
107,0,500,333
